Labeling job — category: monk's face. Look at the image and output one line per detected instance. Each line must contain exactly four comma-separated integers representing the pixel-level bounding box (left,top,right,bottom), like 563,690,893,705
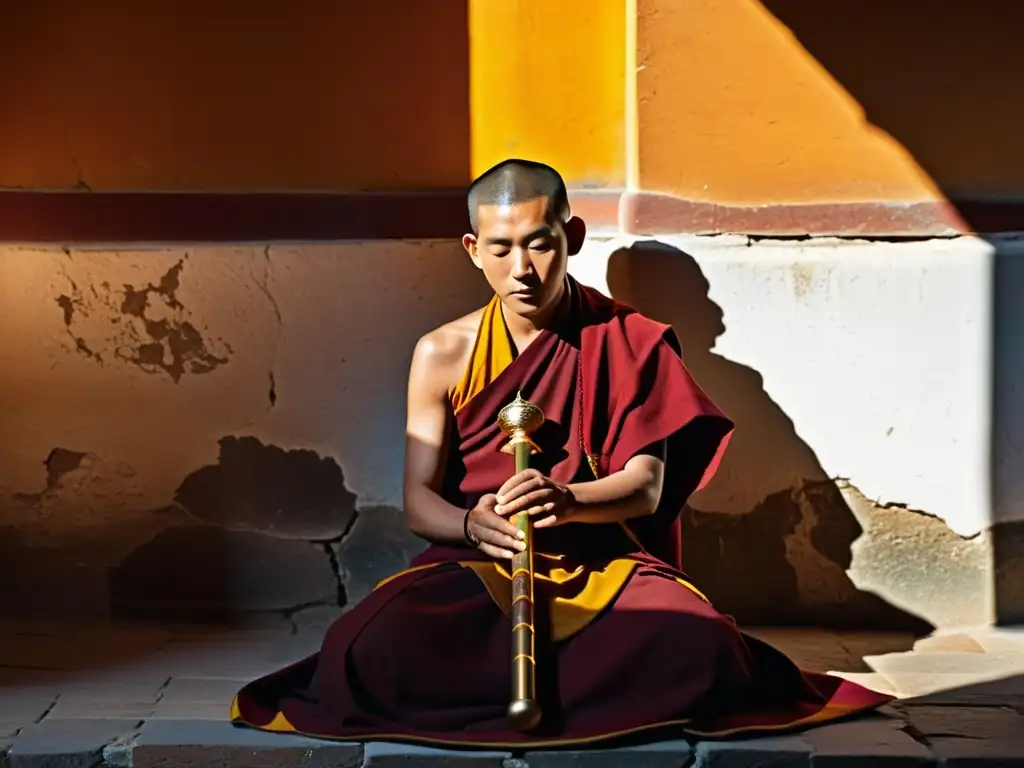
464,197,583,319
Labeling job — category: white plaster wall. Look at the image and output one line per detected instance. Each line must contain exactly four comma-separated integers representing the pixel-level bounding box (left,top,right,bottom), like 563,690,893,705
570,234,1007,537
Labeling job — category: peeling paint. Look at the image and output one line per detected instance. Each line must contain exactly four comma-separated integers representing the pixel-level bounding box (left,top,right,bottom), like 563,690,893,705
840,481,993,628
43,447,88,489
56,256,231,381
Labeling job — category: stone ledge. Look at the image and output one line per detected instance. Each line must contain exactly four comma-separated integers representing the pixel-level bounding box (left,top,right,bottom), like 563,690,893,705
4,714,1024,767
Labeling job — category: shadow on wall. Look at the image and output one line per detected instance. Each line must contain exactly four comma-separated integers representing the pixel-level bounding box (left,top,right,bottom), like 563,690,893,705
607,241,933,634
758,0,1024,202
757,0,1024,625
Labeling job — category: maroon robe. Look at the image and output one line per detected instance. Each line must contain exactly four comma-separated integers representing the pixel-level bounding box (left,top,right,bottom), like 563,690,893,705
230,279,893,747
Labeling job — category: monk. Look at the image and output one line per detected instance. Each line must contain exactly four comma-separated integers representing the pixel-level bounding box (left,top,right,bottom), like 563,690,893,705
231,159,893,748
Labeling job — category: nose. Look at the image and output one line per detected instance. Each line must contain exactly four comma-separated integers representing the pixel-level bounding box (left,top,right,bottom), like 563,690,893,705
510,247,534,281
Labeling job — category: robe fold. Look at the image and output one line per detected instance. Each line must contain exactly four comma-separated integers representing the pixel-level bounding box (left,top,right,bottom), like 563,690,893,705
231,278,893,748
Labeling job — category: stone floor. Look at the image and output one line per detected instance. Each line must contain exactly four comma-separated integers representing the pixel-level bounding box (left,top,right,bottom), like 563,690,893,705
1,620,1022,766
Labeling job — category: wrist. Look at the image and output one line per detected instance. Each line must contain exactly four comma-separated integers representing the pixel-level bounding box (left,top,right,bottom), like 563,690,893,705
463,508,480,547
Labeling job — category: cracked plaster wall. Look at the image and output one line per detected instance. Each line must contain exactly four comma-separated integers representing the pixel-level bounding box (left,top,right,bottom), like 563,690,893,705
0,235,1020,630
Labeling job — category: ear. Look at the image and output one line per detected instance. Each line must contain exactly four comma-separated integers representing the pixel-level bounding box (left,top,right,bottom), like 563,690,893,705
564,216,587,256
462,233,483,270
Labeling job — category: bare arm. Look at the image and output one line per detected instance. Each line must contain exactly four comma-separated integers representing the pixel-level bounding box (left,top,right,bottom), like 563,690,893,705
402,333,523,558
402,334,471,544
563,451,665,524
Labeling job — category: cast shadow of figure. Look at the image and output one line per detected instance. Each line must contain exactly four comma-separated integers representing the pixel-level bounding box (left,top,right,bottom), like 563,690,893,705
607,241,932,634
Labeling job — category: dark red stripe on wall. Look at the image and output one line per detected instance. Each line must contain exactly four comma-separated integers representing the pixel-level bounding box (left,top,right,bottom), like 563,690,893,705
0,191,470,243
0,189,1021,243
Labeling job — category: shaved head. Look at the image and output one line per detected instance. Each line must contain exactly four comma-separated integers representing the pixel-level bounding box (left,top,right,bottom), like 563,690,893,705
467,159,570,233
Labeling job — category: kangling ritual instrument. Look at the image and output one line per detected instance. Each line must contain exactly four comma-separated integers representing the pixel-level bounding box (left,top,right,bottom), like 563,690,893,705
496,391,545,732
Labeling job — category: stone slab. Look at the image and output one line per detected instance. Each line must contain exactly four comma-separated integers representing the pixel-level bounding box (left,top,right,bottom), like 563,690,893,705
149,699,232,720
46,681,166,719
803,716,936,766
897,675,1024,711
0,692,57,723
159,676,245,702
6,718,139,768
692,734,813,767
891,705,1020,740
133,719,362,767
519,738,693,767
926,735,1024,766
94,639,280,681
744,629,856,673
362,741,510,766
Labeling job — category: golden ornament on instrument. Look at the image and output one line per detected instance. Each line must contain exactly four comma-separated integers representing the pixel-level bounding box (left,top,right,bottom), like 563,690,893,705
497,391,545,455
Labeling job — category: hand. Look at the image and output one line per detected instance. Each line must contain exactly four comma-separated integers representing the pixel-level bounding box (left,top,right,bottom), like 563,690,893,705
494,469,576,529
466,493,527,560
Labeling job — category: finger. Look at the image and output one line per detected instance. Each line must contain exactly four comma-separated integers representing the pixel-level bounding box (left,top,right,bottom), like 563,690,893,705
496,470,541,500
497,478,548,507
505,504,554,521
477,527,525,551
496,492,552,516
478,542,515,560
476,511,524,539
495,471,530,499
475,523,526,551
533,514,558,529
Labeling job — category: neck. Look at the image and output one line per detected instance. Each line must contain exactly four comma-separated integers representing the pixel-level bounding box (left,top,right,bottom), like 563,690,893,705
501,277,572,350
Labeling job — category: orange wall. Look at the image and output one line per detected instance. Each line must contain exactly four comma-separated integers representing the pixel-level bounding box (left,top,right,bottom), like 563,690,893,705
636,0,1024,206
0,0,469,191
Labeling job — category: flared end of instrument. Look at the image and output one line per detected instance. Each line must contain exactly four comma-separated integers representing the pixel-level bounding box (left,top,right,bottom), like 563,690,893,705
506,698,542,732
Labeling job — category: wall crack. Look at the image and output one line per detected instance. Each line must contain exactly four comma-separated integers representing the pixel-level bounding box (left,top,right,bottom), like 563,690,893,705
252,245,283,410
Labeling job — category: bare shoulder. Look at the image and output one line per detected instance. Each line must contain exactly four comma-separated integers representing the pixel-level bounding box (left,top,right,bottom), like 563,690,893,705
409,306,485,393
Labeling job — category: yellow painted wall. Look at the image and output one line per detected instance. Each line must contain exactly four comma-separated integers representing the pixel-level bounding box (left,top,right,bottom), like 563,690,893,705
637,0,1024,205
468,0,627,188
0,0,469,191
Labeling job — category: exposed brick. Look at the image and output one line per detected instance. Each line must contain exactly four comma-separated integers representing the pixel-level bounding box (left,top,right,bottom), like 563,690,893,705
332,505,427,606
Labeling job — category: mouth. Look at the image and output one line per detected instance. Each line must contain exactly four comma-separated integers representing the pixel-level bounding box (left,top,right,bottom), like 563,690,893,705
508,289,537,300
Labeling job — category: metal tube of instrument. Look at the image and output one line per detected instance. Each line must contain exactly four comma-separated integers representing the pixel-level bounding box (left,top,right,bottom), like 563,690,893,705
507,439,539,730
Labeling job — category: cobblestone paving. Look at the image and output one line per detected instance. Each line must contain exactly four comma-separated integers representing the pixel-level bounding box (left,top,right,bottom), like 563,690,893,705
1,622,1022,766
